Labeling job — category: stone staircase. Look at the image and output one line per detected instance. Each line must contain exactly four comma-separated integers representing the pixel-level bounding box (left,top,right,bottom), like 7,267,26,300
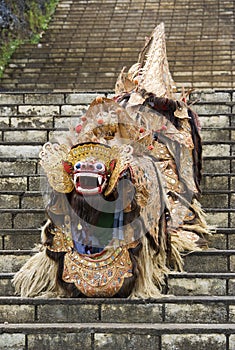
0,90,234,349
0,0,234,91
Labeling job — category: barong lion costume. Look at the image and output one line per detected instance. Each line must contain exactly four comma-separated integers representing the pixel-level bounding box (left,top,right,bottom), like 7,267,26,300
13,23,209,298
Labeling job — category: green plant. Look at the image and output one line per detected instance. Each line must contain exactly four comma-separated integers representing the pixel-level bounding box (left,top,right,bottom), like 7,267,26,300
0,39,23,78
0,0,59,77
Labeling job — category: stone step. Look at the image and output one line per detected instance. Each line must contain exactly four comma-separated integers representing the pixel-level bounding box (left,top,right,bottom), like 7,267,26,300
1,322,234,350
0,229,41,250
0,226,233,251
0,189,233,210
1,270,235,297
1,249,235,274
167,272,235,296
1,296,235,324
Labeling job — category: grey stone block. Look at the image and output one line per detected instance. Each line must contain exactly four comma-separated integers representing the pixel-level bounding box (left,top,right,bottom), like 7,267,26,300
0,94,24,105
231,213,235,227
0,145,42,159
65,93,98,104
101,303,162,323
54,116,81,128
0,278,15,296
229,256,235,272
28,176,41,190
18,105,59,116
21,195,44,209
230,334,235,350
199,115,230,128
37,304,99,323
200,194,228,208
167,277,226,296
0,254,31,272
0,117,10,128
0,195,19,209
0,161,37,175
202,144,230,157
11,116,53,129
0,177,27,191
4,130,47,143
94,333,160,350
201,176,228,191
184,253,228,273
162,334,226,350
4,233,41,250
0,212,12,229
24,93,64,104
13,212,46,229
202,159,230,173
200,129,230,142
0,106,18,116
0,333,25,350
194,104,230,115
60,105,88,116
208,233,226,250
165,303,227,323
191,91,231,102
28,333,91,350
0,304,34,323
206,212,228,227
228,279,235,296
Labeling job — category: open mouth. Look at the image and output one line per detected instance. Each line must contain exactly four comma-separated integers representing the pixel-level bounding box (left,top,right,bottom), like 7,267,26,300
74,173,107,195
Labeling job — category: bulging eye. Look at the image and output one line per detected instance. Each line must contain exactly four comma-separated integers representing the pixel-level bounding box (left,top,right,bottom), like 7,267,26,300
95,162,105,172
74,161,82,170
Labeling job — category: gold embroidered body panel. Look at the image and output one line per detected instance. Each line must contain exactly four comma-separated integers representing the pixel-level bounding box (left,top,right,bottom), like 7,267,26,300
62,246,135,297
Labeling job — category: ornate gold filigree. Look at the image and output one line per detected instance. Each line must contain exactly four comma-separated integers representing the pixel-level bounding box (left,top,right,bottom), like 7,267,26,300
39,142,74,193
62,244,136,297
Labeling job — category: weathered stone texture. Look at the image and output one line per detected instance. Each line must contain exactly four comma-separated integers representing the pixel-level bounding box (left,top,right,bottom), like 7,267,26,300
18,105,59,116
13,212,46,229
0,117,10,128
161,334,226,350
201,176,228,191
191,91,231,102
0,161,37,175
0,195,19,209
21,195,44,209
0,278,15,296
206,212,228,227
0,106,18,116
11,116,53,129
0,145,42,159
28,333,91,350
0,254,32,273
24,93,64,104
202,159,230,174
184,254,228,273
0,177,27,191
101,303,162,323
165,303,226,323
201,194,228,208
202,144,230,157
0,94,24,105
167,278,226,296
60,105,88,116
65,93,99,104
37,304,99,323
94,333,160,350
4,232,41,250
3,130,47,143
0,333,25,350
0,212,12,228
0,304,34,323
194,104,230,115
199,115,230,128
